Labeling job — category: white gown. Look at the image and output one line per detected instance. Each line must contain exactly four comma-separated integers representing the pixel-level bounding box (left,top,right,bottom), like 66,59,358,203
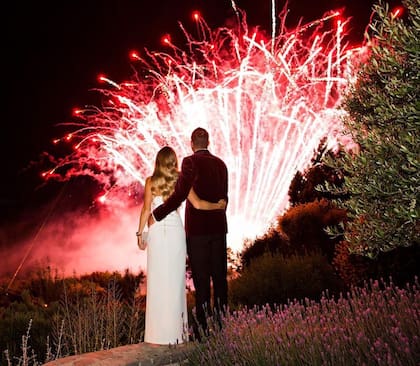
144,195,188,345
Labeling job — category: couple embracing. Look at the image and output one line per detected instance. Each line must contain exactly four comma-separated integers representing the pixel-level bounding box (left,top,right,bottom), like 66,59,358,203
136,127,229,344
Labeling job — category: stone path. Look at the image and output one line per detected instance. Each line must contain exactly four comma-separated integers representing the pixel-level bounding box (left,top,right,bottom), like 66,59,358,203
43,342,195,366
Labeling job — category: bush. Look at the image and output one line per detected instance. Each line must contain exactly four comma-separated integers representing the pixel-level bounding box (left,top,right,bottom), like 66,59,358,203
288,141,347,207
229,251,345,307
0,291,57,365
278,199,347,260
239,228,289,269
333,240,420,287
55,279,145,356
1,268,146,364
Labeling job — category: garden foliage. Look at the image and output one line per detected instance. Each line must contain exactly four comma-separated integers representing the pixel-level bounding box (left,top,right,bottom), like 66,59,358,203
322,0,419,257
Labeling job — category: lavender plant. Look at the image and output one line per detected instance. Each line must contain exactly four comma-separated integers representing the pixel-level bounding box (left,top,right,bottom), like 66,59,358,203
187,277,419,365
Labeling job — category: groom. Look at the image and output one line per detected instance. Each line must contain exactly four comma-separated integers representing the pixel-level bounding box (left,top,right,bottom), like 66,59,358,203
151,127,229,338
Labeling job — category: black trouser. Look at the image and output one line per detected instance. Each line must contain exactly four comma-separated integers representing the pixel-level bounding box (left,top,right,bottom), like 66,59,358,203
187,234,228,336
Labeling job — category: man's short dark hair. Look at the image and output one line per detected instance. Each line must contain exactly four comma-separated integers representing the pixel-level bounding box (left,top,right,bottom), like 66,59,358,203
191,127,209,148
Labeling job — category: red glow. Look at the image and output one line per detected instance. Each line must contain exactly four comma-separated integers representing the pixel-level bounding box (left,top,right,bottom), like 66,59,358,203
72,108,82,116
0,205,147,277
97,74,107,83
41,170,54,178
129,50,140,61
97,194,107,204
65,134,72,141
392,7,403,18
192,11,200,21
161,34,171,45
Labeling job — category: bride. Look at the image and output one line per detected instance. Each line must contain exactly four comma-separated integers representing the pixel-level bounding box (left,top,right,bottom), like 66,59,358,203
136,146,226,345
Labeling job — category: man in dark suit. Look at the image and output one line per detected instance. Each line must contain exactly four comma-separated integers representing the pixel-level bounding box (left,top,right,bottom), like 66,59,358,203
151,127,229,338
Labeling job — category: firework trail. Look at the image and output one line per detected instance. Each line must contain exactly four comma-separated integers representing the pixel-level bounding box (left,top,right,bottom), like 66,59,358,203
43,6,361,251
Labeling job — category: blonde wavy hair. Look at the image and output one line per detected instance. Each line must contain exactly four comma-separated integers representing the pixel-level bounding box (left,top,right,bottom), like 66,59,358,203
151,146,179,201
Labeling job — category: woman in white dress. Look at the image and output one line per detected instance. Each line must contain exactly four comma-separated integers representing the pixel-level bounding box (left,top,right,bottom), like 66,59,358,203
136,146,226,345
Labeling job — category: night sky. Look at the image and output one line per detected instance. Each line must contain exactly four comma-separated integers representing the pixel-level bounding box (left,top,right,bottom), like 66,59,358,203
1,0,396,226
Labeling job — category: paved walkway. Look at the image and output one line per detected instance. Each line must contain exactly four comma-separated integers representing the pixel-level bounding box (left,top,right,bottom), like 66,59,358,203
43,342,195,366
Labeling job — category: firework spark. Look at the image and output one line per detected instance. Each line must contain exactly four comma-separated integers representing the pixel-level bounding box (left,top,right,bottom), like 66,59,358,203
44,6,361,251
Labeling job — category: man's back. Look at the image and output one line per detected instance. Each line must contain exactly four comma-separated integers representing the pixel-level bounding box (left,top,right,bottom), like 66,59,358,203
183,150,228,236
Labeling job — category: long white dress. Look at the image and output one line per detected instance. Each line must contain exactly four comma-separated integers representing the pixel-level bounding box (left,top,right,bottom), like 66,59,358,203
144,195,188,345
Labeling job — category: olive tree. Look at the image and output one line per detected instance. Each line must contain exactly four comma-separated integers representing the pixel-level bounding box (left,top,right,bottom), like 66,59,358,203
323,0,419,258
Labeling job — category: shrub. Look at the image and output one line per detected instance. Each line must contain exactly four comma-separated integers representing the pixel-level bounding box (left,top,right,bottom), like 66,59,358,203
333,240,420,287
54,278,144,356
278,199,347,260
1,268,146,364
0,291,57,365
229,251,345,307
239,228,289,269
288,141,347,207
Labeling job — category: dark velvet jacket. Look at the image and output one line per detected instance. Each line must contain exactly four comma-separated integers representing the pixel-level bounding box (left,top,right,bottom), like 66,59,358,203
152,149,228,237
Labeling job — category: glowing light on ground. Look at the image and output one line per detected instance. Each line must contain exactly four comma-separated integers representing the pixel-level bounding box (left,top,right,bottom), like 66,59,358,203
44,5,361,252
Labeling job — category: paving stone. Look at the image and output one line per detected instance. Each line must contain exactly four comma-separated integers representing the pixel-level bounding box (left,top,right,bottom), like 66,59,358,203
43,342,195,366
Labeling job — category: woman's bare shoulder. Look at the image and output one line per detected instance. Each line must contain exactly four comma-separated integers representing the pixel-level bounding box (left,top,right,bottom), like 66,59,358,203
145,176,153,189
